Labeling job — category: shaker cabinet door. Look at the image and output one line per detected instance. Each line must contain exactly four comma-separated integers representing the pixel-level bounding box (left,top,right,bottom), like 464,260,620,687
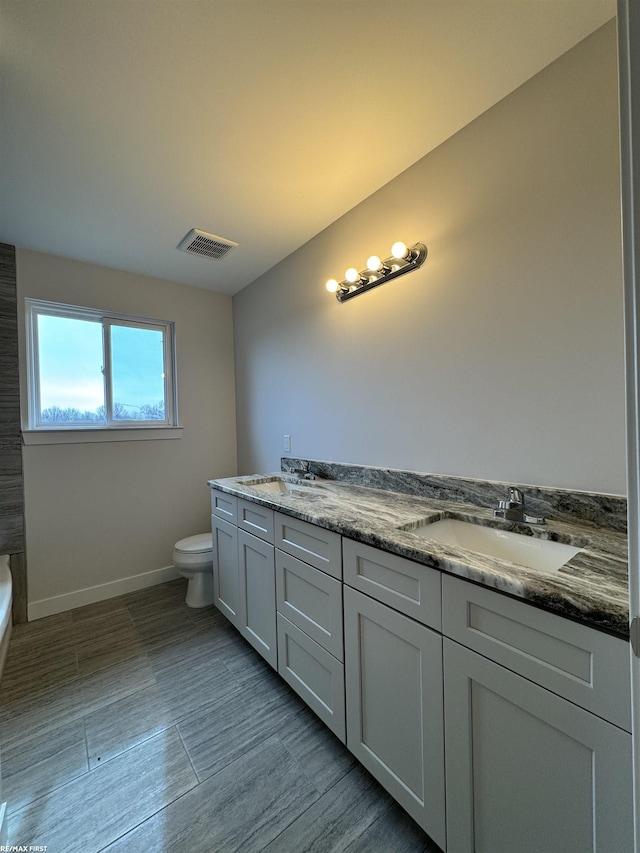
211,515,239,628
344,585,446,850
443,638,633,853
238,529,277,668
276,613,345,742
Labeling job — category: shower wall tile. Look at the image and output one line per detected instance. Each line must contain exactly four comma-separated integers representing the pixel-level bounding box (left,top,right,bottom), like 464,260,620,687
0,243,26,622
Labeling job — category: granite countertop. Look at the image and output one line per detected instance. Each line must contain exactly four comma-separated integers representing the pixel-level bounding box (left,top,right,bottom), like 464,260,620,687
208,472,629,640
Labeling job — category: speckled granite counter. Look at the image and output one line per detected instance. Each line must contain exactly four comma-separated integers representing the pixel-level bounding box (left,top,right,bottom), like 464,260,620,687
208,462,629,640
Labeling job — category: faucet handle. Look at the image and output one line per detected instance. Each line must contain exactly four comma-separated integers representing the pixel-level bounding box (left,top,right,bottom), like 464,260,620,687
495,487,545,525
508,487,524,506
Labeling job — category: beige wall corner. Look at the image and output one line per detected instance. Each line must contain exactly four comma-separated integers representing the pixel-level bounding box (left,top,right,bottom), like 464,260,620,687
16,249,237,607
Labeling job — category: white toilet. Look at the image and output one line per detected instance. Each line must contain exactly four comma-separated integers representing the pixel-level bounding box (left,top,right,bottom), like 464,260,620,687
172,533,214,608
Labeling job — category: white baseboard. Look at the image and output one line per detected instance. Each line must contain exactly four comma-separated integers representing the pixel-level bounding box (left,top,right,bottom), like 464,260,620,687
28,565,181,621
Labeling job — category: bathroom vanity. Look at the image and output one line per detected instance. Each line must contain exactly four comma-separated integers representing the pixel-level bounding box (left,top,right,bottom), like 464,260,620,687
209,461,632,853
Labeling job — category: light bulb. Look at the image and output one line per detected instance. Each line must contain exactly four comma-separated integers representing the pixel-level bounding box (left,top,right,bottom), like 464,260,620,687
366,255,382,272
391,241,408,260
325,279,339,293
345,267,360,284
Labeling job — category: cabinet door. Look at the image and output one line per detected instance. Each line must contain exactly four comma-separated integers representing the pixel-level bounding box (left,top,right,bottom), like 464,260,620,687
344,586,446,849
238,530,277,668
277,613,345,742
444,638,633,853
211,515,239,627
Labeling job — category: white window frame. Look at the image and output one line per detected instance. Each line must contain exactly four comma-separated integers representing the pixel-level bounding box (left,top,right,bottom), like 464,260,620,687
25,298,178,432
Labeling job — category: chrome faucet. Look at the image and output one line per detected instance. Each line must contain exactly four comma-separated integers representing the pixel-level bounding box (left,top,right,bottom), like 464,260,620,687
493,487,545,525
289,461,316,480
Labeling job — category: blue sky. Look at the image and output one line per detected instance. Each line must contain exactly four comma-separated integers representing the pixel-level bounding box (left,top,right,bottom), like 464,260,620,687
38,315,165,414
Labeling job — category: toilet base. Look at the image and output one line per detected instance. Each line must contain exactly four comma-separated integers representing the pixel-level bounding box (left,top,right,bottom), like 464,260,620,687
184,569,215,608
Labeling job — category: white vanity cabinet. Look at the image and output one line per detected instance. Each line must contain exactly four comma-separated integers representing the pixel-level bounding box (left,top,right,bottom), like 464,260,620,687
342,539,446,850
210,484,633,853
211,490,277,668
274,512,346,741
442,575,633,853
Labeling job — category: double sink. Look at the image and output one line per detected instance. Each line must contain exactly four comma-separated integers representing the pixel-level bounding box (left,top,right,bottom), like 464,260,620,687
233,475,584,575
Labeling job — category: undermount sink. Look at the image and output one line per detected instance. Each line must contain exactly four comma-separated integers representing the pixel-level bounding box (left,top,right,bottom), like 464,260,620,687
239,476,311,494
401,517,583,573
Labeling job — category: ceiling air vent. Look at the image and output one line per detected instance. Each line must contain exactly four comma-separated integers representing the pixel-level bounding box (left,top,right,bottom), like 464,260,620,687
177,229,238,260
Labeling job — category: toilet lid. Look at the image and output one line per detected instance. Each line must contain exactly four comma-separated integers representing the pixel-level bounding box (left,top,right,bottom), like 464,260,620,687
174,533,213,554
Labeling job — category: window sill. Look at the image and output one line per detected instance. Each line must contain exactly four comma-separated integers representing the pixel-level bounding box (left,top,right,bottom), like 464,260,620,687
22,426,184,446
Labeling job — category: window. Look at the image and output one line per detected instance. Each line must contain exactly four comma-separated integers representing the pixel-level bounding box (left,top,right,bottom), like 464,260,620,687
25,299,177,430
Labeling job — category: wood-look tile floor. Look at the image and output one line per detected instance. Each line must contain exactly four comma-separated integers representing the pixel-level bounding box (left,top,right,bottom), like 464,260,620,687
0,579,440,852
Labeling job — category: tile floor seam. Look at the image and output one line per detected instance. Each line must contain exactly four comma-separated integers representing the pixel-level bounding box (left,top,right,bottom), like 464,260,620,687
257,799,321,853
7,755,95,822
256,763,353,853
175,714,278,787
90,731,208,853
275,721,347,788
171,682,245,734
82,717,90,772
8,726,200,852
0,659,158,750
0,670,84,712
86,707,180,770
3,728,94,818
93,778,202,853
269,731,325,798
75,642,147,679
175,724,201,783
0,664,151,724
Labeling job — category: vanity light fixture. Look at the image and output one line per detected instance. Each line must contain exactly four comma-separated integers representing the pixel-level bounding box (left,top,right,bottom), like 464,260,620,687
326,241,428,302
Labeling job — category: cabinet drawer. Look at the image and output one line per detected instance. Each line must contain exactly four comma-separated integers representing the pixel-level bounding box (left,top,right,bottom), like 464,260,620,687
275,513,341,579
277,613,345,742
238,498,274,543
442,574,631,731
211,489,237,523
276,550,343,660
343,538,441,631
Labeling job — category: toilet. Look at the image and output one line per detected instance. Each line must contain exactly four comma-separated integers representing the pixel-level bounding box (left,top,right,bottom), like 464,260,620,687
172,533,214,608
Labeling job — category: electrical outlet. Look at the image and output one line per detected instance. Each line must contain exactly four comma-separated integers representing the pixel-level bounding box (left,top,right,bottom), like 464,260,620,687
284,434,291,453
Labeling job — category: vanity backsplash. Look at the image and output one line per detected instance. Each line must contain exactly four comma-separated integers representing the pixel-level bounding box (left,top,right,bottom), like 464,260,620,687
281,457,627,533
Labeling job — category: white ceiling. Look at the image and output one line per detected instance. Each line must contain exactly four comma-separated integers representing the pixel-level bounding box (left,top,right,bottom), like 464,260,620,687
0,0,615,295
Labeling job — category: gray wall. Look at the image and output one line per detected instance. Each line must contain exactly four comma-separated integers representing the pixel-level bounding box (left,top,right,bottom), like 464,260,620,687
233,22,625,496
16,249,237,616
